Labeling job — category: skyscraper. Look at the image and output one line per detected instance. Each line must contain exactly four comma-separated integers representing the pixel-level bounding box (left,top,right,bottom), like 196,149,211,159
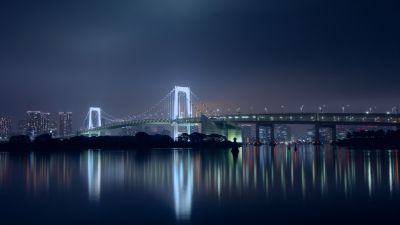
26,111,52,137
0,117,12,140
275,125,292,143
18,119,27,135
41,112,51,134
26,111,42,137
58,112,72,137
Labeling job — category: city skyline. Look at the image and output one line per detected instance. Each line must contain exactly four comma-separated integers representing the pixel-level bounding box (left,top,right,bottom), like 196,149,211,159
0,0,399,130
0,1,400,224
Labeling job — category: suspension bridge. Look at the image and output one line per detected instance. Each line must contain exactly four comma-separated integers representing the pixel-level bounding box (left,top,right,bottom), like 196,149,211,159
80,86,400,143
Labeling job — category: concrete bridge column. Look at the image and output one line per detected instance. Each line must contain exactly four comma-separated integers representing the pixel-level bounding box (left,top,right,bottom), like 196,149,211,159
314,123,321,145
331,125,337,144
270,125,275,146
255,124,260,144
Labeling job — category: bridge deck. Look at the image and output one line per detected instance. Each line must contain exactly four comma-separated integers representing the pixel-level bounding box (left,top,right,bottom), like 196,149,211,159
81,113,400,134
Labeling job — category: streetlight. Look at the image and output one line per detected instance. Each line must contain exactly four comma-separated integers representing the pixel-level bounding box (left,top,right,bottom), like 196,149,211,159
342,104,350,113
281,105,285,113
264,107,268,114
236,107,241,115
300,105,304,113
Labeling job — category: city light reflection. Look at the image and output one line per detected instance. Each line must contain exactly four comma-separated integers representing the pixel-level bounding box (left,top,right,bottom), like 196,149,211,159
0,146,398,220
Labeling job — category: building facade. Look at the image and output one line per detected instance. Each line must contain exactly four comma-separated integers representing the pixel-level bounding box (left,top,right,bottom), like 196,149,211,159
26,111,52,137
0,117,12,140
58,112,72,137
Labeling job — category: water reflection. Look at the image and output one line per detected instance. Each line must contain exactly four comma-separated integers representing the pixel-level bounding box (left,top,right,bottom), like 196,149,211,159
0,153,8,187
0,146,399,222
86,150,101,203
173,150,193,220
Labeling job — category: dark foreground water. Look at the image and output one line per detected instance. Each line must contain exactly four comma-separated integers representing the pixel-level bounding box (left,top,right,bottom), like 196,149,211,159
0,145,399,225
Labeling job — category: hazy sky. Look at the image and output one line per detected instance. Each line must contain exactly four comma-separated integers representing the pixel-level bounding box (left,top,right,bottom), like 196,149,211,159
0,0,399,128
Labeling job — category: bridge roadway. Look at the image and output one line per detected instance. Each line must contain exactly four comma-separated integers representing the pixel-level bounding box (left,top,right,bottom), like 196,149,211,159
81,113,400,142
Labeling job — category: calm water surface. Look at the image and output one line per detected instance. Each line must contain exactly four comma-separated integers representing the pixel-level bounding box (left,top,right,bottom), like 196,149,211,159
0,145,399,224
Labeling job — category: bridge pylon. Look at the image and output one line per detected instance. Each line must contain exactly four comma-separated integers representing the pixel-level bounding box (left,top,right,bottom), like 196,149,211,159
88,107,102,130
172,86,192,139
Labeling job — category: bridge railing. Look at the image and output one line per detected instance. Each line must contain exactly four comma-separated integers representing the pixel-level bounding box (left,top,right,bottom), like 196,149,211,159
208,113,400,124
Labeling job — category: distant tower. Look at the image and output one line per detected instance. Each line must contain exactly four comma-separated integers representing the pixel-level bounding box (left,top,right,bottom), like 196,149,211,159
88,107,101,129
26,111,44,137
172,86,192,139
41,112,51,134
59,112,72,137
0,117,12,140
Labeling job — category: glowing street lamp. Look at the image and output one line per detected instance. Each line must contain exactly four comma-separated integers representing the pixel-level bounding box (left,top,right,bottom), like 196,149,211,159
392,106,397,114
236,107,241,114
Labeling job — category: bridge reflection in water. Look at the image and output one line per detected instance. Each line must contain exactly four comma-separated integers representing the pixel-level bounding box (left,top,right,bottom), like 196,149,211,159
173,151,193,220
0,147,399,221
87,150,101,203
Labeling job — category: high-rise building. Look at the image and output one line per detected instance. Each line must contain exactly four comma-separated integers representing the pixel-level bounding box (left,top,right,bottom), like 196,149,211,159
26,111,52,137
0,117,12,140
18,119,27,135
58,112,72,137
26,111,42,137
240,124,254,144
41,112,51,134
48,120,58,137
275,125,291,143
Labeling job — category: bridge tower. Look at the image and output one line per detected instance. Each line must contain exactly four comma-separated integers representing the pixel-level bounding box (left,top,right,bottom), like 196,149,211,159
88,107,102,129
172,86,192,139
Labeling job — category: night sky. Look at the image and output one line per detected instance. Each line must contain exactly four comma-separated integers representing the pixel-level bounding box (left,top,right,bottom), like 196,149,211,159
0,0,399,128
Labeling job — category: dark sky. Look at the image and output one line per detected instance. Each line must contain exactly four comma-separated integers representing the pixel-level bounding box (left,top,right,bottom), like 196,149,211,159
0,0,399,128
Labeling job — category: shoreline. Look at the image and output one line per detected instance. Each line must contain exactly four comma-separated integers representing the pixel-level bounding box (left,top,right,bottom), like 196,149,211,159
0,133,240,152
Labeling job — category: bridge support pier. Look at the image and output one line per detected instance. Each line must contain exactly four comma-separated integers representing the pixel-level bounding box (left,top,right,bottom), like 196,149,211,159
331,125,337,145
314,124,321,145
255,124,260,144
270,125,275,146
